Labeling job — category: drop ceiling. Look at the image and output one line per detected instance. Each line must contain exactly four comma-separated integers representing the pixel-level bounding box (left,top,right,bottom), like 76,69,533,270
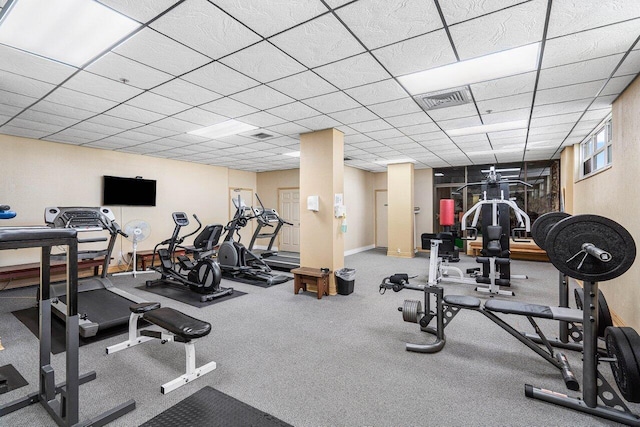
0,0,639,172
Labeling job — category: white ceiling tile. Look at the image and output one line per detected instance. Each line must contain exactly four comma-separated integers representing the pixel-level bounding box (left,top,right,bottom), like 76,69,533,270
373,30,456,76
352,140,384,149
220,41,307,83
0,70,56,99
547,0,640,38
470,72,536,101
450,0,546,60
344,79,407,105
230,85,294,110
412,132,449,143
303,91,361,113
365,128,404,140
151,79,222,106
53,127,107,141
71,121,123,136
328,107,378,124
440,0,528,26
0,90,38,108
602,74,636,97
214,0,327,37
543,19,640,68
150,0,261,59
528,123,573,136
126,92,190,115
107,104,164,123
96,0,179,23
538,54,624,89
236,111,286,128
267,102,321,121
535,80,604,105
0,45,77,85
114,28,210,76
480,107,530,124
582,108,611,122
367,98,422,118
197,140,235,150
270,14,364,68
165,133,209,144
349,119,392,133
266,122,311,136
438,115,483,129
452,134,490,144
532,98,592,118
1,125,50,139
88,114,141,130
116,130,160,142
489,128,527,140
182,62,260,96
294,115,343,130
200,97,258,118
615,49,640,77
590,94,617,110
86,52,173,90
31,101,97,121
529,112,582,128
133,125,178,138
0,103,22,117
267,71,337,100
314,53,390,89
7,118,65,134
385,112,433,127
62,71,143,103
336,0,442,50
397,123,440,136
476,92,533,114
172,108,227,126
427,103,478,121
43,88,117,113
153,117,201,132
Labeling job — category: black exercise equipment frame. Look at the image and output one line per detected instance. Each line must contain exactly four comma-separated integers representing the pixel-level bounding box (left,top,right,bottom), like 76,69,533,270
0,227,135,426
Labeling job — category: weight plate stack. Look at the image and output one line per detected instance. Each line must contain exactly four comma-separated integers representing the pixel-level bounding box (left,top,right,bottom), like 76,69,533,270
402,300,422,323
605,326,640,403
531,211,570,251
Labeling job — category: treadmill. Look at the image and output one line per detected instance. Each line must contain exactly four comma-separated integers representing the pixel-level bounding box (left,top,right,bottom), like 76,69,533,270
248,196,299,272
44,206,145,338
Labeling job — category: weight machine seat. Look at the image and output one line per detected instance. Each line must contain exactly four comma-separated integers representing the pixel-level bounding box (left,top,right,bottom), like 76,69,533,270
142,307,212,340
443,295,481,308
476,256,510,265
484,300,583,323
130,302,161,314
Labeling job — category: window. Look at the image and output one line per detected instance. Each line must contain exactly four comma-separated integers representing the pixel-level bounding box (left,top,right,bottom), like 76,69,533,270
581,116,612,178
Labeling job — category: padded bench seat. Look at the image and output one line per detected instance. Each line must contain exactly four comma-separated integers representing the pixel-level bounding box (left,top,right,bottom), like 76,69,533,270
485,299,583,323
443,295,481,308
144,307,211,340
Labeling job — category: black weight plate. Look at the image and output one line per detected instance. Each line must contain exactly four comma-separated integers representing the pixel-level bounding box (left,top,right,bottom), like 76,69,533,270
605,327,640,402
573,288,613,338
545,214,636,282
622,327,640,403
531,212,570,251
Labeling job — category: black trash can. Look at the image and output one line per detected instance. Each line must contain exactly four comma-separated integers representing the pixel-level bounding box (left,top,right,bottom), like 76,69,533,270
335,268,356,295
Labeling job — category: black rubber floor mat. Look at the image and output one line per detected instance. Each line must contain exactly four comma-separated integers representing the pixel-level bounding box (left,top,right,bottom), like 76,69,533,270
0,364,28,394
136,284,246,308
221,273,292,288
140,386,292,427
11,307,130,355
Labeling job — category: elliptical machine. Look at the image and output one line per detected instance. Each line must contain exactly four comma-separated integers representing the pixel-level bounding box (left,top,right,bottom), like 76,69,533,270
217,196,289,286
146,212,233,302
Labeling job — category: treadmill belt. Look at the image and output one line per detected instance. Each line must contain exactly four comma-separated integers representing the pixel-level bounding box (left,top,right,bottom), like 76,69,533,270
263,255,300,272
60,289,133,330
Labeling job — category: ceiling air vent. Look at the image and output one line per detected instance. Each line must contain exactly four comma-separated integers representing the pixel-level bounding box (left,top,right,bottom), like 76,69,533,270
414,86,472,111
251,132,273,139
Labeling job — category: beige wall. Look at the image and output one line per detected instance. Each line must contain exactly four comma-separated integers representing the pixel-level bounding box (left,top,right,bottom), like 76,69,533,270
374,171,387,190
560,76,640,330
256,168,300,215
344,166,375,252
559,145,575,214
228,169,257,211
387,163,415,257
0,134,229,267
414,168,434,237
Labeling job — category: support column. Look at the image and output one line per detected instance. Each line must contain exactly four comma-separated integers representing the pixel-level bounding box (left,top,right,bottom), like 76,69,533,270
299,128,344,294
387,162,415,258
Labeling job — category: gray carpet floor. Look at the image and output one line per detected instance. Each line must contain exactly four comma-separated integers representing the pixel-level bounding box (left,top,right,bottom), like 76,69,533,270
1,249,638,426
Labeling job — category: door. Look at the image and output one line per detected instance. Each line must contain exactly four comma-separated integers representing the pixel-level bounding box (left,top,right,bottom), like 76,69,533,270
229,188,254,246
279,188,300,253
375,190,388,248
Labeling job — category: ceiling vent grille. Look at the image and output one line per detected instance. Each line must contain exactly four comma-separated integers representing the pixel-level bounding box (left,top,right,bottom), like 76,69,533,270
251,132,273,139
414,86,472,111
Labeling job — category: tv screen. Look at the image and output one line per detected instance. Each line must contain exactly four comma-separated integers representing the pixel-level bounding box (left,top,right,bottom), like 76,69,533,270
103,176,156,206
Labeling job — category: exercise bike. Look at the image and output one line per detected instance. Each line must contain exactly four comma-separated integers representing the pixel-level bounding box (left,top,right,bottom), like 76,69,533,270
146,212,233,302
217,196,289,286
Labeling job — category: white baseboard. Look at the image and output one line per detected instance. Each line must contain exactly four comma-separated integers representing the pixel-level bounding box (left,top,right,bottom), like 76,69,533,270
344,244,375,256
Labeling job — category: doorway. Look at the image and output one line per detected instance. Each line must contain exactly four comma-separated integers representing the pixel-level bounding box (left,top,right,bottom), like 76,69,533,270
278,188,300,253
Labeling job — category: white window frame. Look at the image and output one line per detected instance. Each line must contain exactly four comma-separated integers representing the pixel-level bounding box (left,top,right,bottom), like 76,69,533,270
580,114,612,178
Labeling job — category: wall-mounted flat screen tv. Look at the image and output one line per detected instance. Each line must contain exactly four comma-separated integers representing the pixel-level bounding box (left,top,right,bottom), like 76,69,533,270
103,176,157,206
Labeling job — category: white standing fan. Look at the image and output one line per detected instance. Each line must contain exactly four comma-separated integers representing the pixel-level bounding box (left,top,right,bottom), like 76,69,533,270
114,219,154,278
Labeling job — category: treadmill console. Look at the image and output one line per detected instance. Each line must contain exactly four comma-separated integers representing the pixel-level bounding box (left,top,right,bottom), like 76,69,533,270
172,212,190,226
45,207,116,231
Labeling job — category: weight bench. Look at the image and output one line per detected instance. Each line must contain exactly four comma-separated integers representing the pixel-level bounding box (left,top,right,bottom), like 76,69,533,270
106,302,216,394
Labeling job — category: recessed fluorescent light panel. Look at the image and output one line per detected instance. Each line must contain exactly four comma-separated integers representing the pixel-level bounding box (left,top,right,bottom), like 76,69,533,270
398,43,540,95
188,120,258,139
446,120,528,137
283,151,300,157
0,0,140,67
373,158,415,165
